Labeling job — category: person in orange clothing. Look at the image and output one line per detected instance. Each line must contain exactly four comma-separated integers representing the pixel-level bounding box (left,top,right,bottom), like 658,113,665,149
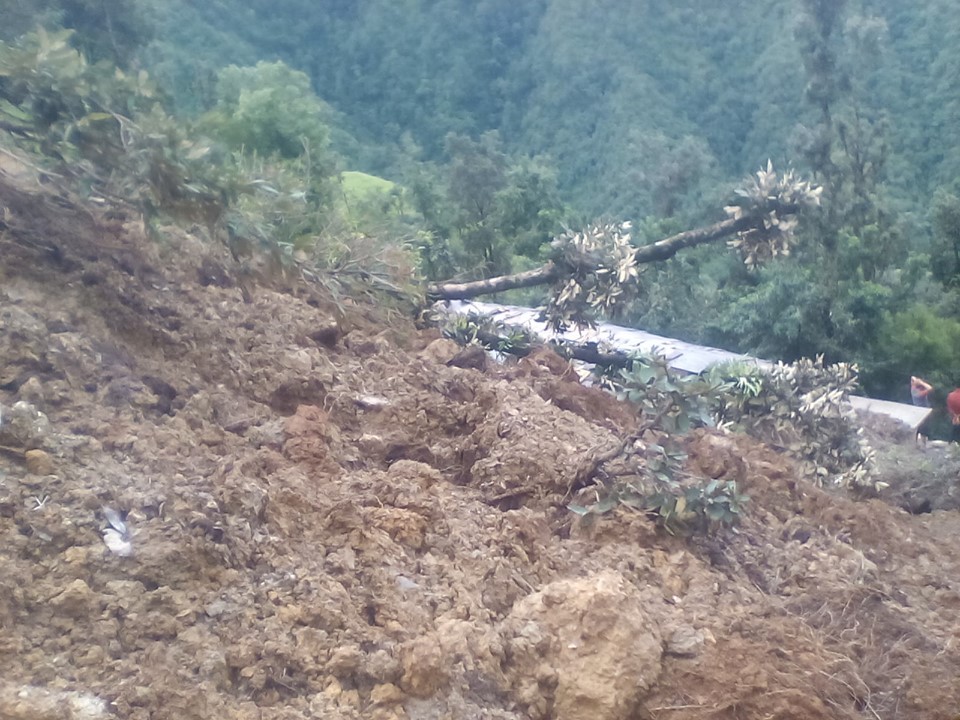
910,376,933,407
948,388,960,426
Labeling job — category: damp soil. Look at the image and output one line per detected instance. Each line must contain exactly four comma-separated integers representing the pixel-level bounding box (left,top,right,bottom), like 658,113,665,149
2,166,960,720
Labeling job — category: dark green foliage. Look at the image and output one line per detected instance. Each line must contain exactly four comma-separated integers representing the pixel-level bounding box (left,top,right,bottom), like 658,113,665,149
866,306,960,395
443,131,509,275
931,191,960,288
708,263,894,364
406,132,567,281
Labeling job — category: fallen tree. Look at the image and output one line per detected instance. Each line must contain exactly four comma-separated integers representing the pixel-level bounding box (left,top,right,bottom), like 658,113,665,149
428,162,823,330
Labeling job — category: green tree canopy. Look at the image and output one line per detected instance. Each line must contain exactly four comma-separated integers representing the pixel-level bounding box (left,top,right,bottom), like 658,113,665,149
201,61,332,159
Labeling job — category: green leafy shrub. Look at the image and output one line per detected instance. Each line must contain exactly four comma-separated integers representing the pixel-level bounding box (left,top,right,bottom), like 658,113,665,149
707,357,876,488
200,61,331,160
0,30,417,305
567,355,748,534
0,28,226,231
0,28,160,160
437,312,534,355
568,441,749,535
604,354,716,434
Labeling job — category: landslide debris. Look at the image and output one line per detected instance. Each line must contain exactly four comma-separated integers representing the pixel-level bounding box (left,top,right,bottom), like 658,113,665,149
2,168,960,720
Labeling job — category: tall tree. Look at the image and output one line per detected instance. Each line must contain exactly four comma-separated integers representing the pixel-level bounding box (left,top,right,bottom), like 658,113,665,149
431,164,822,331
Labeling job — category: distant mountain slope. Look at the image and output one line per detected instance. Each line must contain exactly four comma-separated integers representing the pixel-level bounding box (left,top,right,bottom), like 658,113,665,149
131,0,960,218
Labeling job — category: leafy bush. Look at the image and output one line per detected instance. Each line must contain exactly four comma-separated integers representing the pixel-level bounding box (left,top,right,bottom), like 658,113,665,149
0,30,418,305
567,354,749,534
606,354,716,434
566,353,875,534
200,61,332,160
0,28,225,230
0,28,160,160
707,357,876,488
568,440,749,535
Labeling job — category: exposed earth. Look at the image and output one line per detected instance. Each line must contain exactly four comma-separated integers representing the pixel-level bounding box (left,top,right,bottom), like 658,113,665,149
2,161,960,720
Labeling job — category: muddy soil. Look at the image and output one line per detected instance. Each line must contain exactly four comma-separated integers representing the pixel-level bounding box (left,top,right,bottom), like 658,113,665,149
2,168,960,720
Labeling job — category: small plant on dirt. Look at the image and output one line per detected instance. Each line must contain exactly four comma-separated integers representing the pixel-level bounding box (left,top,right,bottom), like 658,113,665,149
439,312,535,355
597,353,718,434
568,442,749,535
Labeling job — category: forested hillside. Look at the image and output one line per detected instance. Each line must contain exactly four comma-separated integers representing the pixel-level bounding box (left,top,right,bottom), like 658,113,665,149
4,0,960,408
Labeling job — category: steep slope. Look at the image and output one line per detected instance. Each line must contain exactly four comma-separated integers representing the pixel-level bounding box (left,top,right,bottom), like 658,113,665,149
1,165,960,720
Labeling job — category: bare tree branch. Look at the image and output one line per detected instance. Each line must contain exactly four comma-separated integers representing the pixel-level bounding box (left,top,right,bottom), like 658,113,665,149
427,263,560,300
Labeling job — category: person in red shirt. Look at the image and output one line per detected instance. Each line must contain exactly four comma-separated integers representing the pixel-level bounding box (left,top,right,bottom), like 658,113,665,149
948,388,960,426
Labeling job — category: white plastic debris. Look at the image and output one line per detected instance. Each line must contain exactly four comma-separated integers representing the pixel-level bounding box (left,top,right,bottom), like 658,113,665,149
355,395,390,411
101,507,134,557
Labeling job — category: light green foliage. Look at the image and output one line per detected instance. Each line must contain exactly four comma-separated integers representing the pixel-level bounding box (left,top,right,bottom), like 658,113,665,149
708,357,875,488
201,61,332,160
340,171,397,201
545,222,640,330
725,161,823,269
539,164,821,333
336,171,418,236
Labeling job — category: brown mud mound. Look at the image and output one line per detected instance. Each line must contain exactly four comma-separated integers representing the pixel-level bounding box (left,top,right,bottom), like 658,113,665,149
2,170,960,719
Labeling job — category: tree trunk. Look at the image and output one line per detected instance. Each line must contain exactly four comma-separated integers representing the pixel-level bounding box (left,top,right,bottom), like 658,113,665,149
631,213,761,263
428,212,772,301
427,263,560,300
467,328,635,368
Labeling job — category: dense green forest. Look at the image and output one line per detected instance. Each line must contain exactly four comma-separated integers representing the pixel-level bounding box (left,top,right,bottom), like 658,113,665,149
3,0,960,409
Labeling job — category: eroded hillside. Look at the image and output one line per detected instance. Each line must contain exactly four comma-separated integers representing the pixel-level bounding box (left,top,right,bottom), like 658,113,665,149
2,165,960,720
